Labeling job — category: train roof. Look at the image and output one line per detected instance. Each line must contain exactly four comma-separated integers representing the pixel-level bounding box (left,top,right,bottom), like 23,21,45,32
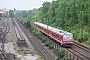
34,22,72,35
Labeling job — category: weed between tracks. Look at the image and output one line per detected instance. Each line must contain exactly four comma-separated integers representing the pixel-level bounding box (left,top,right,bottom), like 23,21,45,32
5,18,43,60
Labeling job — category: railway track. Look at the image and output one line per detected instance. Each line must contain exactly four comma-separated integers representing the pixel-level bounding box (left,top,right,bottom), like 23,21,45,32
17,18,90,60
14,18,56,60
28,34,55,60
0,18,10,60
42,32,90,60
69,42,90,60
65,42,90,60
13,18,28,47
41,31,90,60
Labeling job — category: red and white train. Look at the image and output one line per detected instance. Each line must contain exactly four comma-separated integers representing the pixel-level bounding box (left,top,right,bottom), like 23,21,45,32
34,22,74,47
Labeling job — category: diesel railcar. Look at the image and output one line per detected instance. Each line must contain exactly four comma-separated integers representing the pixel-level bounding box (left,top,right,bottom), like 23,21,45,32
34,22,74,47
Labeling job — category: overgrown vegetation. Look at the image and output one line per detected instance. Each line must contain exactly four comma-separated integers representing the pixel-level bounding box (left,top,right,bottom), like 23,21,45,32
16,0,90,46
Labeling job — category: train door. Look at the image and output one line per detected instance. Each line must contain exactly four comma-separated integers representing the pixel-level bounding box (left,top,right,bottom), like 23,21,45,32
60,35,63,41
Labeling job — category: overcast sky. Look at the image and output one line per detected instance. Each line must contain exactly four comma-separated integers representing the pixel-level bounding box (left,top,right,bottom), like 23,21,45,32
0,0,52,10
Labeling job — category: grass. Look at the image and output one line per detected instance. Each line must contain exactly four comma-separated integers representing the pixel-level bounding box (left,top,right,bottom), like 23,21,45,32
7,32,14,42
36,55,44,60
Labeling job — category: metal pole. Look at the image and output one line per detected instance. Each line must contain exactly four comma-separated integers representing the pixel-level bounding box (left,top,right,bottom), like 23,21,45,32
81,11,84,41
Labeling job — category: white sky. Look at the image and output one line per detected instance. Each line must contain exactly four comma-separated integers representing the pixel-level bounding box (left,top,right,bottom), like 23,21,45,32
0,0,52,10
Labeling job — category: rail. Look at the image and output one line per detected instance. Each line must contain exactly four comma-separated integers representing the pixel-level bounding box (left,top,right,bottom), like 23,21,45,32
15,19,56,60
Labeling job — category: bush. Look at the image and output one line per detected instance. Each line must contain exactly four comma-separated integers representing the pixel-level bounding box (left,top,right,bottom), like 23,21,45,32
86,38,90,45
78,31,89,41
48,44,54,49
59,50,65,58
42,39,46,43
62,57,70,60
71,29,80,40
53,48,58,53
45,41,49,47
38,35,42,40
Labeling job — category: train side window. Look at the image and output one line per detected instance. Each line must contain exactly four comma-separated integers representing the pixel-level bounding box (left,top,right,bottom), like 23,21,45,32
55,34,57,36
52,32,55,36
54,33,56,36
58,34,59,37
52,32,54,35
46,29,49,32
60,36,62,40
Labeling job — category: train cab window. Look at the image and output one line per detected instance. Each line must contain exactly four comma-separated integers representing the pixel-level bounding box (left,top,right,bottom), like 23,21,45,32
64,34,72,40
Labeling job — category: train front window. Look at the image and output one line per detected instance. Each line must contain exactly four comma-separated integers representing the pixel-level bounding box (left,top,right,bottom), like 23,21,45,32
64,34,73,40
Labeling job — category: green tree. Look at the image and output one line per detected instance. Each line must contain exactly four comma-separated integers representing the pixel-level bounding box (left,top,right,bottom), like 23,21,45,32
9,10,14,17
17,0,90,46
21,10,28,18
